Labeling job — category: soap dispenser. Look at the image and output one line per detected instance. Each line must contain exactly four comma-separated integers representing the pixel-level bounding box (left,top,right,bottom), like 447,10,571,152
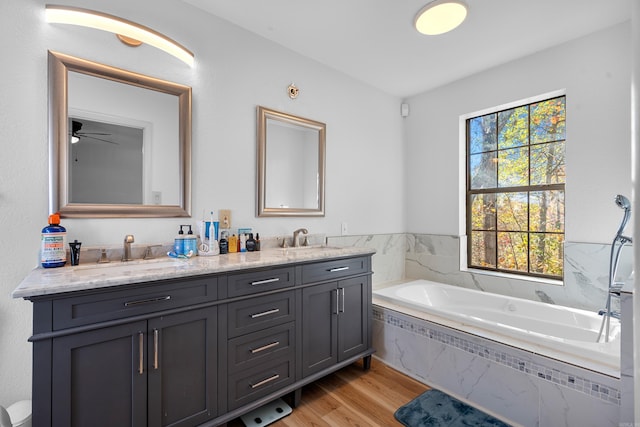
184,225,197,256
173,226,185,256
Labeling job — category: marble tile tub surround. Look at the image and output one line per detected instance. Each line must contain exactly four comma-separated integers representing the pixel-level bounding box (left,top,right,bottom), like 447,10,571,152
405,234,634,313
373,306,621,427
327,233,405,285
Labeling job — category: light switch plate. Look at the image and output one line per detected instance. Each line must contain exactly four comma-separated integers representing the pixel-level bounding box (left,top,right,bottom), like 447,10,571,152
219,209,232,229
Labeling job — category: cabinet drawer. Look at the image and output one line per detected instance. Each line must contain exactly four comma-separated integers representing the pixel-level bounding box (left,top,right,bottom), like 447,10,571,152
227,267,295,297
227,291,295,338
52,276,218,330
227,357,295,410
301,256,369,284
228,322,295,374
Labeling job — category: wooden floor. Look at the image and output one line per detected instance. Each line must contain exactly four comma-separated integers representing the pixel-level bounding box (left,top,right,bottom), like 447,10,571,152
229,360,429,427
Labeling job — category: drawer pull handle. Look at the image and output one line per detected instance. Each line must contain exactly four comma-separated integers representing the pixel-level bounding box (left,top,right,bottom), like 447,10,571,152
153,329,159,370
250,341,280,354
250,374,280,389
250,277,280,286
329,266,349,273
251,308,280,319
138,332,144,375
124,295,171,307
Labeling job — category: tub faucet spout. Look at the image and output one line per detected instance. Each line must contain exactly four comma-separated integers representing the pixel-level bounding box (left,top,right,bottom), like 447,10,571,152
292,228,308,247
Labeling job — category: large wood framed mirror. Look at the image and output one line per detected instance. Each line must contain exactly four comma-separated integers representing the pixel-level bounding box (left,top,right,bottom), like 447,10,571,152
257,106,326,217
48,51,192,217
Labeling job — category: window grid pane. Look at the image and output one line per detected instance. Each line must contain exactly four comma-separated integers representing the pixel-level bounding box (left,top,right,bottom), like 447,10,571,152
466,96,565,279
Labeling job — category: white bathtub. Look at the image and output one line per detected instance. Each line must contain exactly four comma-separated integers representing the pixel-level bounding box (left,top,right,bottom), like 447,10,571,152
373,279,621,376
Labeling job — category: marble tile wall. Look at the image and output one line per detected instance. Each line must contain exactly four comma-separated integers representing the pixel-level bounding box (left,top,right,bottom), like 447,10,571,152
329,232,632,313
327,234,405,285
373,306,621,427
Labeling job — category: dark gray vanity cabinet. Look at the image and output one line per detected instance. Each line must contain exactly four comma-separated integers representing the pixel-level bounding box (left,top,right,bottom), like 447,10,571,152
300,258,372,378
26,253,374,427
31,276,219,427
50,308,217,427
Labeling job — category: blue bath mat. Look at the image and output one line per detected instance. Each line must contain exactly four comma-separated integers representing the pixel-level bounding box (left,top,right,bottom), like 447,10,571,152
394,389,511,427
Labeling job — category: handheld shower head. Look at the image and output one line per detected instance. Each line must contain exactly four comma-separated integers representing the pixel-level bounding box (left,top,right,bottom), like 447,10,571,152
614,194,632,239
615,194,631,211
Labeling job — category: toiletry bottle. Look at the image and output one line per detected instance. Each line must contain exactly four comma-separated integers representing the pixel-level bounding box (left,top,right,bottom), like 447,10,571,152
219,231,228,254
240,233,247,252
184,225,197,256
69,240,82,266
228,234,238,253
246,233,256,252
41,213,67,268
255,233,261,251
174,226,185,256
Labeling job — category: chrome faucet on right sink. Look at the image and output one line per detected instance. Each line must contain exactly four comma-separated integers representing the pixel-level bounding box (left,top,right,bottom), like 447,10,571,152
292,228,308,247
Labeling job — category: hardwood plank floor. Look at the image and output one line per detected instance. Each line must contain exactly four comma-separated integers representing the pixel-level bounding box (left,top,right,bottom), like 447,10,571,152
229,359,429,426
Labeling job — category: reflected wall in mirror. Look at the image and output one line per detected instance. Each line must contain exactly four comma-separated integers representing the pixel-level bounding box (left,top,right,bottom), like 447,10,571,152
257,106,326,217
48,51,192,217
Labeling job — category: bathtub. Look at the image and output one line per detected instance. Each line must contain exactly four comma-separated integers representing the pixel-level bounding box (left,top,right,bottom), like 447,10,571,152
373,279,621,376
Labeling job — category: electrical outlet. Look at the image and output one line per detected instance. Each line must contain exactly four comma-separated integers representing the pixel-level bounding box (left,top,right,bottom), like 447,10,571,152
152,191,162,205
341,222,348,236
219,209,232,229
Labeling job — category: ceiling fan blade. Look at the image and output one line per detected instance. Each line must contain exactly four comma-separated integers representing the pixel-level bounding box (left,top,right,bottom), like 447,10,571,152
82,135,120,145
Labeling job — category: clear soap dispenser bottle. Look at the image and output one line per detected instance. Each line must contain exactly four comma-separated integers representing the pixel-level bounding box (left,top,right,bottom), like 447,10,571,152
174,225,185,256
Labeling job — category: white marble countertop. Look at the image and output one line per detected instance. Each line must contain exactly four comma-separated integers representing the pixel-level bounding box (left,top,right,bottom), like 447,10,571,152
13,246,375,299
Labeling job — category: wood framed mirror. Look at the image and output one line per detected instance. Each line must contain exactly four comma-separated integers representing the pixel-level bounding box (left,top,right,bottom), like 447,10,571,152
48,51,192,217
257,106,326,217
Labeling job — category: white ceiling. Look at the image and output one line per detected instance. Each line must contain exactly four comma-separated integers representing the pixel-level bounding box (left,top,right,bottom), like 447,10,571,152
182,0,632,98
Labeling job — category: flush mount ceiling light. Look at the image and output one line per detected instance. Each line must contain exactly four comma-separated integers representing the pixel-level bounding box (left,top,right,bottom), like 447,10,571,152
414,0,468,35
45,4,194,66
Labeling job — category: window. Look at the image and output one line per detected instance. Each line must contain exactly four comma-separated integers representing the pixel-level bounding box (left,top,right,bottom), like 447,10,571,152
466,96,565,279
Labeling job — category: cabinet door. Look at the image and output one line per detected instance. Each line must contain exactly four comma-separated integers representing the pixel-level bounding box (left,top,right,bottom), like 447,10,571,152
147,307,217,427
337,276,369,361
52,321,148,427
301,281,338,377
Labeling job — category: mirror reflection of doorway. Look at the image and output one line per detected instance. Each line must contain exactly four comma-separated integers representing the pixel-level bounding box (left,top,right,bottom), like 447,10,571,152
68,117,144,204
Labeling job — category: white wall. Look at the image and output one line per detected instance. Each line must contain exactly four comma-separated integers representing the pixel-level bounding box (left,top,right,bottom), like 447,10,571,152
0,0,404,405
405,22,632,244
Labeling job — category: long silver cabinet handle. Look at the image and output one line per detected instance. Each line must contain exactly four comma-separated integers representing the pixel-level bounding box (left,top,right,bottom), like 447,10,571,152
250,277,280,286
251,308,280,319
124,295,171,307
250,374,280,389
138,332,144,375
328,266,349,272
250,341,280,354
153,329,159,370
339,288,345,313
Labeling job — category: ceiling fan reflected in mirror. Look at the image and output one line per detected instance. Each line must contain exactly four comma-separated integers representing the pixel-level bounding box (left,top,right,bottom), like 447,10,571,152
70,119,118,144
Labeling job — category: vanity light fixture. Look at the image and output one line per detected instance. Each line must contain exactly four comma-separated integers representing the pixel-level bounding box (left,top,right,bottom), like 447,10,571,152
45,4,194,66
414,0,468,35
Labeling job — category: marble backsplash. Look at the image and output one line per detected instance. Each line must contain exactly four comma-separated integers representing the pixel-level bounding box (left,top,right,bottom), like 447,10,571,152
328,233,633,312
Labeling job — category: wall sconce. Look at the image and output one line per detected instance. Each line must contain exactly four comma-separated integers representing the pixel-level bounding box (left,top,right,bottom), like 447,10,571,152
45,4,194,66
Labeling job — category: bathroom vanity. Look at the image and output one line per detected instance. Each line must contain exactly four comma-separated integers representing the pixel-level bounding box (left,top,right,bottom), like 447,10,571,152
13,247,375,427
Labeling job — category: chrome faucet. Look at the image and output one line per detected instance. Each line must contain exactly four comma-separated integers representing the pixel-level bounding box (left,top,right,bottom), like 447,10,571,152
292,228,308,247
123,234,135,261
